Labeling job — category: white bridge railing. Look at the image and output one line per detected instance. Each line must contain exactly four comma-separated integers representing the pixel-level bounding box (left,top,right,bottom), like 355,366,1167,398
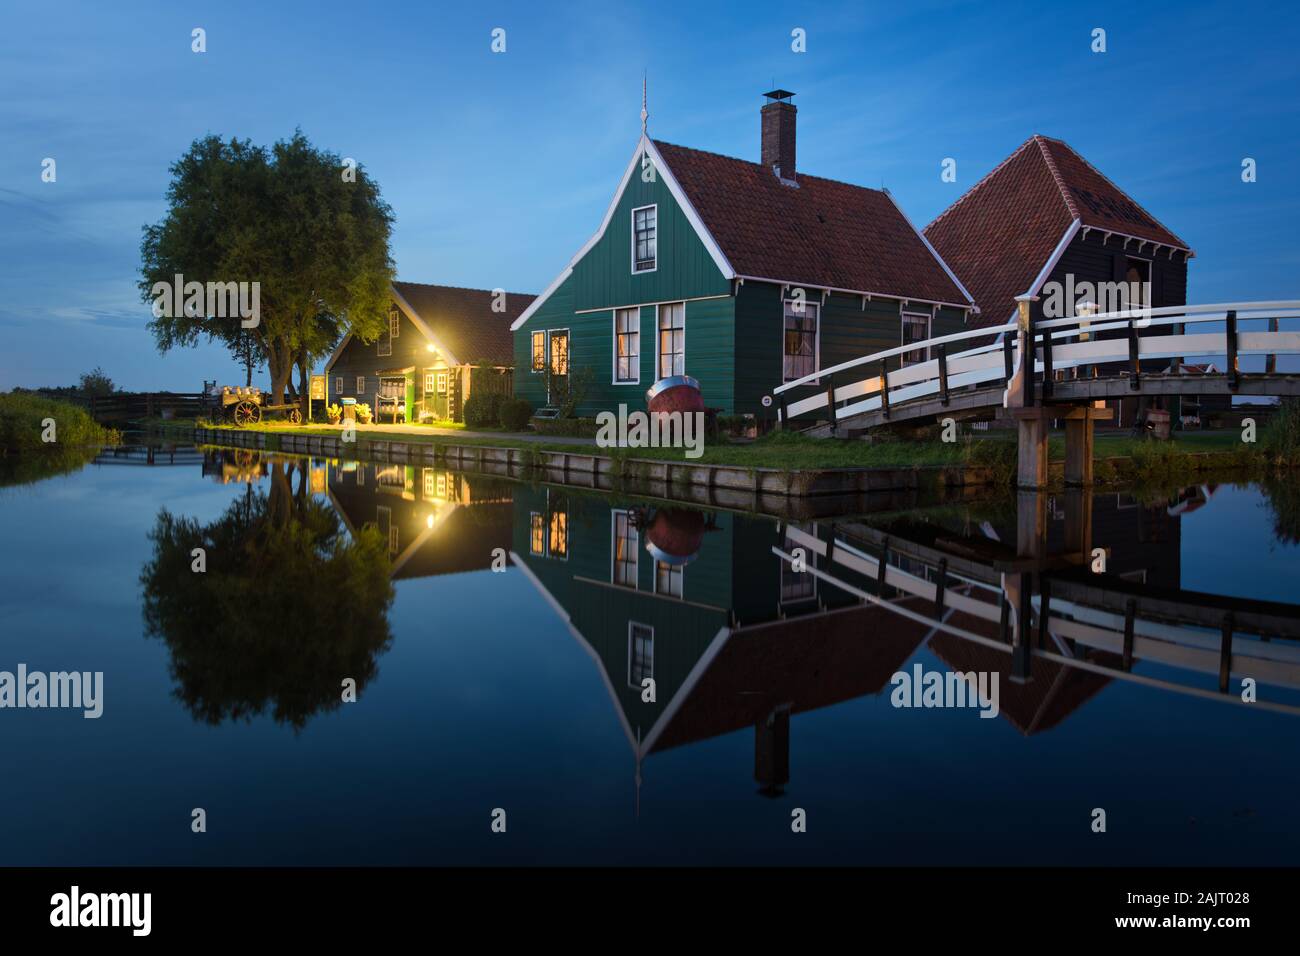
772,301,1300,428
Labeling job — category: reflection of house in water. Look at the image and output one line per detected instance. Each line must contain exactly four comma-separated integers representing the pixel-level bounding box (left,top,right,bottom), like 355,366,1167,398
508,487,937,796
326,461,514,579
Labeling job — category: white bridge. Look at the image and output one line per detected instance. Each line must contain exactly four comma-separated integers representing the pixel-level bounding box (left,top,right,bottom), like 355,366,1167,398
773,300,1300,487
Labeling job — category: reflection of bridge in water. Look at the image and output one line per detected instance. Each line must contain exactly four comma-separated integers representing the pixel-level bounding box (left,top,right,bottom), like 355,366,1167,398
775,489,1300,722
94,444,205,467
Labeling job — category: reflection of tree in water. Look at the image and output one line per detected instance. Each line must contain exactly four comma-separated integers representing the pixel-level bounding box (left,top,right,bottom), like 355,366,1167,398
140,459,395,730
1262,478,1300,545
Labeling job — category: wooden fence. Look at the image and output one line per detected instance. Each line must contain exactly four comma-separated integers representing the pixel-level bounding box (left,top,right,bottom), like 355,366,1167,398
89,392,207,422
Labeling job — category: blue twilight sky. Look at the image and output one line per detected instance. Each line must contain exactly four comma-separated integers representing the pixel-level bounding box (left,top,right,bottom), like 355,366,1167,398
0,0,1297,391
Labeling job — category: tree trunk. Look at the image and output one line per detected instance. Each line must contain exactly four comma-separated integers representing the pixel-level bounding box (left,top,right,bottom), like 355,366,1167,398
267,338,292,408
297,355,311,424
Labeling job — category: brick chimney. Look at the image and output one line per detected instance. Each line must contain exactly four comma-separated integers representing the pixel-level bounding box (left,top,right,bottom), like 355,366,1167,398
761,89,796,180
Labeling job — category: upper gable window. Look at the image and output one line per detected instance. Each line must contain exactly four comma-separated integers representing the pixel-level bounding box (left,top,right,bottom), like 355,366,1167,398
632,204,657,273
388,307,400,339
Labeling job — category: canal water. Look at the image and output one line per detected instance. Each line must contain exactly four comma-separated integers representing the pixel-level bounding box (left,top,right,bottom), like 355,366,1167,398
1,444,1298,866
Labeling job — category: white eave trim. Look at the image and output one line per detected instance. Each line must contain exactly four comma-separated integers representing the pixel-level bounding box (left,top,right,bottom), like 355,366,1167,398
883,189,978,314
325,283,463,372
1022,218,1082,303
736,275,973,313
390,284,461,367
510,135,737,332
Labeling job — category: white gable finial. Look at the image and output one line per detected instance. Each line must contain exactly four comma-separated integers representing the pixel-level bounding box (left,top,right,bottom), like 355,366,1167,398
641,73,648,135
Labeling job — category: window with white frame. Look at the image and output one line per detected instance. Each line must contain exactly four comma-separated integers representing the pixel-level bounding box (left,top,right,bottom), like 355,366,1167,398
388,307,400,339
529,512,545,555
335,376,343,396
655,561,683,598
612,510,639,588
423,372,434,393
614,308,639,383
548,508,568,559
783,300,819,382
356,375,366,394
632,205,657,273
436,372,448,394
628,623,654,687
657,302,685,378
531,331,546,372
901,312,931,366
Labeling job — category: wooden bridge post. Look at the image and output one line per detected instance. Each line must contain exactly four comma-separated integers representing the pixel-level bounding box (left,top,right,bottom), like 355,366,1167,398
1266,315,1278,375
1013,409,1049,489
878,360,890,419
937,344,950,406
1019,300,1036,408
1225,309,1239,391
825,373,837,433
1128,319,1141,389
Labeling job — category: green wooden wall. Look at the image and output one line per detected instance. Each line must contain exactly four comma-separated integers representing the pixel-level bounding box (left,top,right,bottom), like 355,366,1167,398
733,281,968,417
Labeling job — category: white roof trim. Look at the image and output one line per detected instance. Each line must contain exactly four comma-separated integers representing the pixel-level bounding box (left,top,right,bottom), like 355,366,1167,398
882,189,978,314
510,135,736,332
390,284,461,367
327,283,462,372
1020,218,1082,302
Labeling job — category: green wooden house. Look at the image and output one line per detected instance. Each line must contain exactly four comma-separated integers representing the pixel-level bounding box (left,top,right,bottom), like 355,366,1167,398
512,90,976,420
326,281,534,424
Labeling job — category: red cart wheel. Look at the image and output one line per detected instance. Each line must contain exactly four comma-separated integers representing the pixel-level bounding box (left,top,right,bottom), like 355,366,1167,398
287,407,303,425
234,401,257,427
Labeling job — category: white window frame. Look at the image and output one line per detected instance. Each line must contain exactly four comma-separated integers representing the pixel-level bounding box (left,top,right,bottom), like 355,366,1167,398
547,328,570,404
900,311,933,367
654,560,683,599
655,302,685,379
356,375,366,395
389,308,400,339
530,330,546,373
612,307,641,385
631,203,658,275
335,376,343,396
782,298,821,384
436,372,448,395
610,509,638,589
548,506,569,561
424,372,436,393
529,511,546,556
627,622,654,689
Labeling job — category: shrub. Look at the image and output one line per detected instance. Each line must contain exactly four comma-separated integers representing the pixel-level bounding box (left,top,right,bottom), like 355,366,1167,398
354,403,372,424
530,416,601,438
0,393,119,453
1262,399,1300,463
497,397,533,431
464,392,505,429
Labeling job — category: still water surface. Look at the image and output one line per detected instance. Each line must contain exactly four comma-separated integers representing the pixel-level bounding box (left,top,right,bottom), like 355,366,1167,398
1,445,1298,865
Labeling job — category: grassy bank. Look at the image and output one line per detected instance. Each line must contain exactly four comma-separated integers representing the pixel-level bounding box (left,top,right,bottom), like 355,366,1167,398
155,415,1299,485
0,393,120,454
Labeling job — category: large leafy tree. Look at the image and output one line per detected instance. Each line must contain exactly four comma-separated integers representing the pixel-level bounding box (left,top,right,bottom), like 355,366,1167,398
140,131,394,411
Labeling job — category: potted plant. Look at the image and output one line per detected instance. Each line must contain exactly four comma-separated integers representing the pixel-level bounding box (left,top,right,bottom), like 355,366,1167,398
326,403,342,424
354,402,372,424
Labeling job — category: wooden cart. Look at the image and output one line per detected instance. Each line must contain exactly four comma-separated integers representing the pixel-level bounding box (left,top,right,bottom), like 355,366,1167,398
207,386,304,427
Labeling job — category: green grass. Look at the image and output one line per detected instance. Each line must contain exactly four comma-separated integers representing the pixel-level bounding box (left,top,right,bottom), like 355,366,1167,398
169,418,1275,481
0,392,120,453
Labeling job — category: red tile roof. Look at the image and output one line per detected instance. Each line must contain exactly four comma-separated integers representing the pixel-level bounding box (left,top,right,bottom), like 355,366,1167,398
392,281,535,366
925,135,1191,328
653,140,973,308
